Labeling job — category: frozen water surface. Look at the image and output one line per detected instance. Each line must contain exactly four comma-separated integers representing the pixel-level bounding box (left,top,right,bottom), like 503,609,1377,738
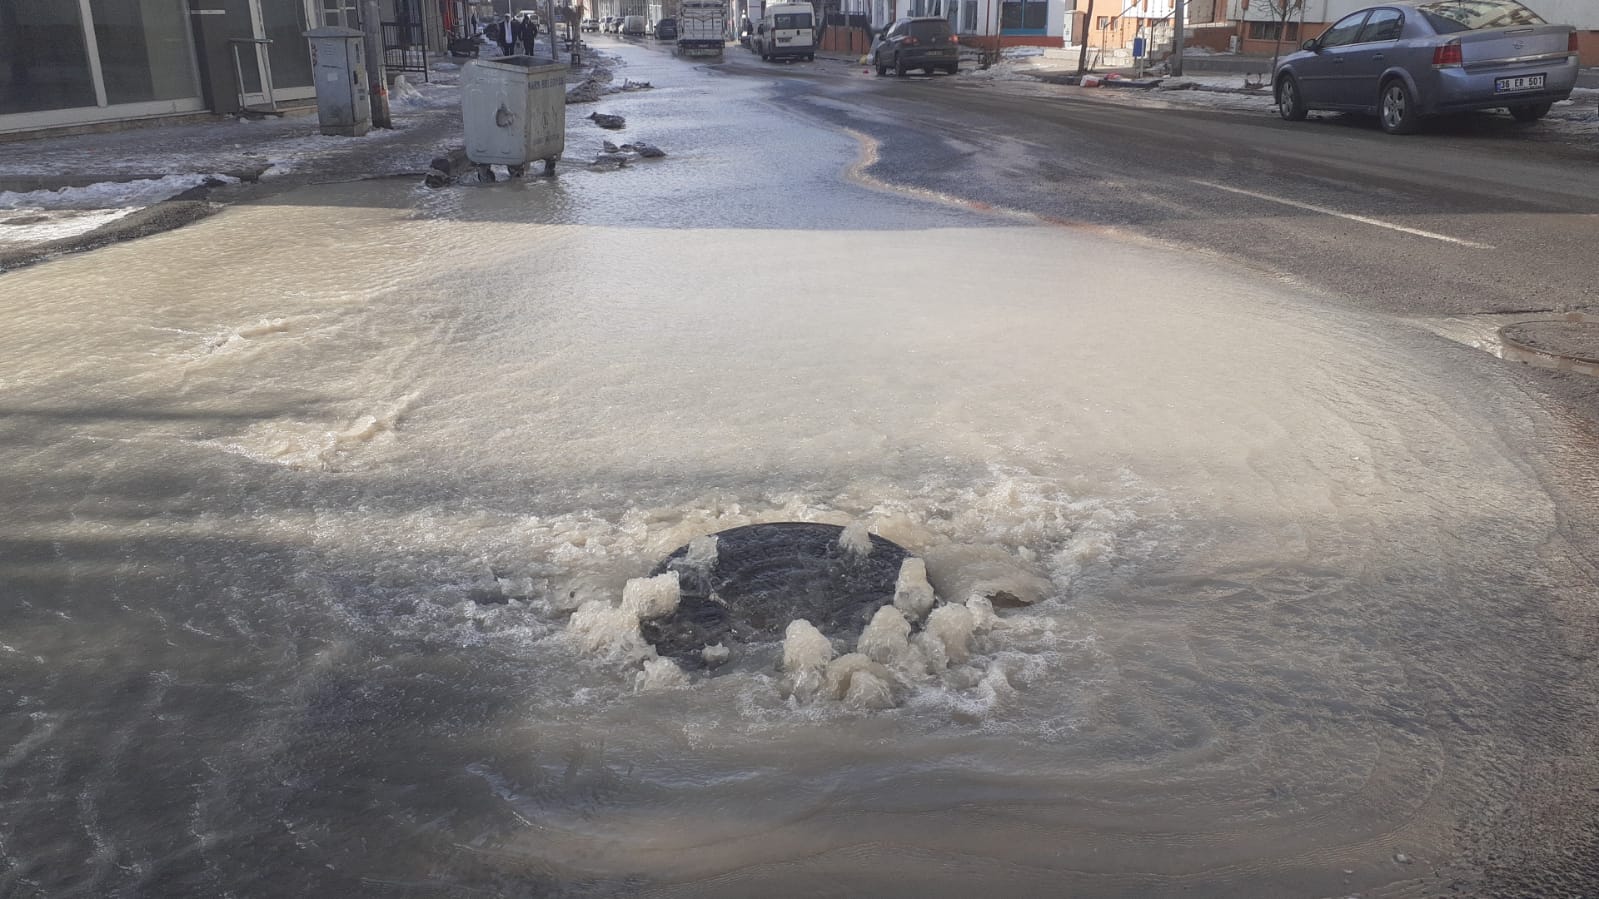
1,44,1596,898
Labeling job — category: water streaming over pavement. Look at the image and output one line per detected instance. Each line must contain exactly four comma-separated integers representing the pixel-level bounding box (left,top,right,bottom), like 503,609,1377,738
2,44,1597,898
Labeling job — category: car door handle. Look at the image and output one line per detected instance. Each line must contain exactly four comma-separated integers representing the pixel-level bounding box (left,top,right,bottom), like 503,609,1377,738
1332,58,1344,65
1372,53,1384,60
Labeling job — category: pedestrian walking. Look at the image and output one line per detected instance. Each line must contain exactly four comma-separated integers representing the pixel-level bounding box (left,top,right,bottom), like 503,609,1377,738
521,15,541,54
490,16,515,56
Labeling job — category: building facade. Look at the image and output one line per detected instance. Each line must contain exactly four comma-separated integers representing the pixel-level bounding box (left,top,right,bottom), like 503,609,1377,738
0,0,459,137
1214,0,1599,64
834,0,1069,48
1070,0,1173,57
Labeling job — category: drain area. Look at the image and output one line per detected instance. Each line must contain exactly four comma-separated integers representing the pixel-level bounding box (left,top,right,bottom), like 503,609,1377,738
642,522,912,666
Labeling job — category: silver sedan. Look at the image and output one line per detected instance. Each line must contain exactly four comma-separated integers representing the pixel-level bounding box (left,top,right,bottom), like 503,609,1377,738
1273,0,1579,134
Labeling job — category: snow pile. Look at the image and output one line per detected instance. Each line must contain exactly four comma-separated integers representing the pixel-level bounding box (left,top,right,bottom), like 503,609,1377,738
0,173,237,249
388,74,427,109
0,173,232,211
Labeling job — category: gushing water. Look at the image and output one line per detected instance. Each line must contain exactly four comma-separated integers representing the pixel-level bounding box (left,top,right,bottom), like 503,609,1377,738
1,44,1596,899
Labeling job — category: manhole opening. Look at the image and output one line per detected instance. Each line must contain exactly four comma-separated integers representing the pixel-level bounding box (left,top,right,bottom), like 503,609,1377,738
641,522,912,666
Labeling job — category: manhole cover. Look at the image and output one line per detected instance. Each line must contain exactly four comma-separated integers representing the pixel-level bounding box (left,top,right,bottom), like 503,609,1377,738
1500,320,1599,375
641,522,912,665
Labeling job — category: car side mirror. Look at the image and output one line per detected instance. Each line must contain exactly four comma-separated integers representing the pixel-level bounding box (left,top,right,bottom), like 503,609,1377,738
1301,38,1320,52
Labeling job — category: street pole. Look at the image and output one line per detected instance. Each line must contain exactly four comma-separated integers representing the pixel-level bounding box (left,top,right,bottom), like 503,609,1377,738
1171,0,1184,76
361,0,392,128
1077,0,1095,75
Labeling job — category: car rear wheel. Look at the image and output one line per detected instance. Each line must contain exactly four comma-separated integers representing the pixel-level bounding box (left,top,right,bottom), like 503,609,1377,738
1277,75,1307,122
1509,102,1552,122
1378,78,1419,134
946,63,958,75
895,55,907,77
875,60,886,76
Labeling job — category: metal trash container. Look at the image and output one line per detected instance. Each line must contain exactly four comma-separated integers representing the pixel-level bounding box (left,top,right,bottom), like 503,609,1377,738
462,57,567,176
303,26,371,137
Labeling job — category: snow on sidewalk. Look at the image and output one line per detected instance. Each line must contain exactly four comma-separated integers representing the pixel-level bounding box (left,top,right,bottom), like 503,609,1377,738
0,174,238,249
957,54,1599,139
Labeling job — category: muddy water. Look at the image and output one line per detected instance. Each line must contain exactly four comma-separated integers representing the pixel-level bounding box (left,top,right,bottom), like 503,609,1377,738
2,49,1597,897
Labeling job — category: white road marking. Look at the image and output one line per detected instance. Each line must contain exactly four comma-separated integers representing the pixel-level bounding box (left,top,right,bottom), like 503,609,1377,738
1191,179,1496,250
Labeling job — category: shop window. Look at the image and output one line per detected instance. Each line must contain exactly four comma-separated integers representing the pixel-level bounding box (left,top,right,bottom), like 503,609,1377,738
1001,0,1045,32
0,0,98,114
90,0,199,105
1247,20,1298,41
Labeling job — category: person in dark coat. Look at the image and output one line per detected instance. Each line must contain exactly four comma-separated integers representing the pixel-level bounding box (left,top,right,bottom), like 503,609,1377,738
520,15,540,54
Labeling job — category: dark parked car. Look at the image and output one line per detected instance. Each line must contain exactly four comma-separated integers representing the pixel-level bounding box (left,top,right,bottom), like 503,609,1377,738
653,17,677,39
872,16,960,77
1273,0,1579,134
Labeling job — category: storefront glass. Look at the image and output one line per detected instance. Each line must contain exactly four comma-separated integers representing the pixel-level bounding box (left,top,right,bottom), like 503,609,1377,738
1000,0,1045,32
0,0,98,114
90,0,200,105
262,0,314,90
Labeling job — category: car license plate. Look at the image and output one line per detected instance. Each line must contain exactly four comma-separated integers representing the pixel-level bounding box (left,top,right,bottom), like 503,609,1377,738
1495,74,1545,93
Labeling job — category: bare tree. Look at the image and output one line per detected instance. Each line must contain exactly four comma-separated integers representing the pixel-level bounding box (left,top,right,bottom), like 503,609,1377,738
1265,0,1302,73
1077,0,1096,75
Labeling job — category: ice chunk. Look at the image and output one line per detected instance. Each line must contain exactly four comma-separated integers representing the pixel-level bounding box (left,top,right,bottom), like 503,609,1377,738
839,520,873,558
781,619,834,673
823,653,896,703
679,535,719,573
843,671,895,710
783,667,825,704
856,605,911,665
701,643,731,667
925,604,976,664
965,595,1000,632
912,630,948,672
635,657,691,692
893,557,936,621
567,600,649,660
620,570,680,620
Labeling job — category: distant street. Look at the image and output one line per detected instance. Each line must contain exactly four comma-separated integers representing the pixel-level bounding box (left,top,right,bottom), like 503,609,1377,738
716,45,1599,319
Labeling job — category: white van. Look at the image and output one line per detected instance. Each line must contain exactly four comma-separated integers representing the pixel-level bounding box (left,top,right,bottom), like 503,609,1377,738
753,2,815,61
622,14,647,35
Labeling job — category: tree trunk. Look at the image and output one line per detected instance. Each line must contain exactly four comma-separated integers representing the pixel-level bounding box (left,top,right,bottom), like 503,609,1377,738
1269,0,1294,74
1077,0,1096,75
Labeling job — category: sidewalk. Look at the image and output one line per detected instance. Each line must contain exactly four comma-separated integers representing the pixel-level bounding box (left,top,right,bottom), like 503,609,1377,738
0,46,629,273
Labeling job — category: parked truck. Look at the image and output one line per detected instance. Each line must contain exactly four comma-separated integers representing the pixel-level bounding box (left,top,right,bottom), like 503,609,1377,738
677,0,728,56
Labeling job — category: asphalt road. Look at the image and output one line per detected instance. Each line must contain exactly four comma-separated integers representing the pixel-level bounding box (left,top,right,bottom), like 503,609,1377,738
694,45,1599,414
736,57,1599,317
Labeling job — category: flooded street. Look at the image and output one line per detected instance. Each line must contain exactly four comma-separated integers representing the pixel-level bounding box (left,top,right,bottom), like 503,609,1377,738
4,45,1599,897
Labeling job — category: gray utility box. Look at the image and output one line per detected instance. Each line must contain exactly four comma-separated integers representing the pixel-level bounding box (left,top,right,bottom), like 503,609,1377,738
304,26,371,137
462,57,567,174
